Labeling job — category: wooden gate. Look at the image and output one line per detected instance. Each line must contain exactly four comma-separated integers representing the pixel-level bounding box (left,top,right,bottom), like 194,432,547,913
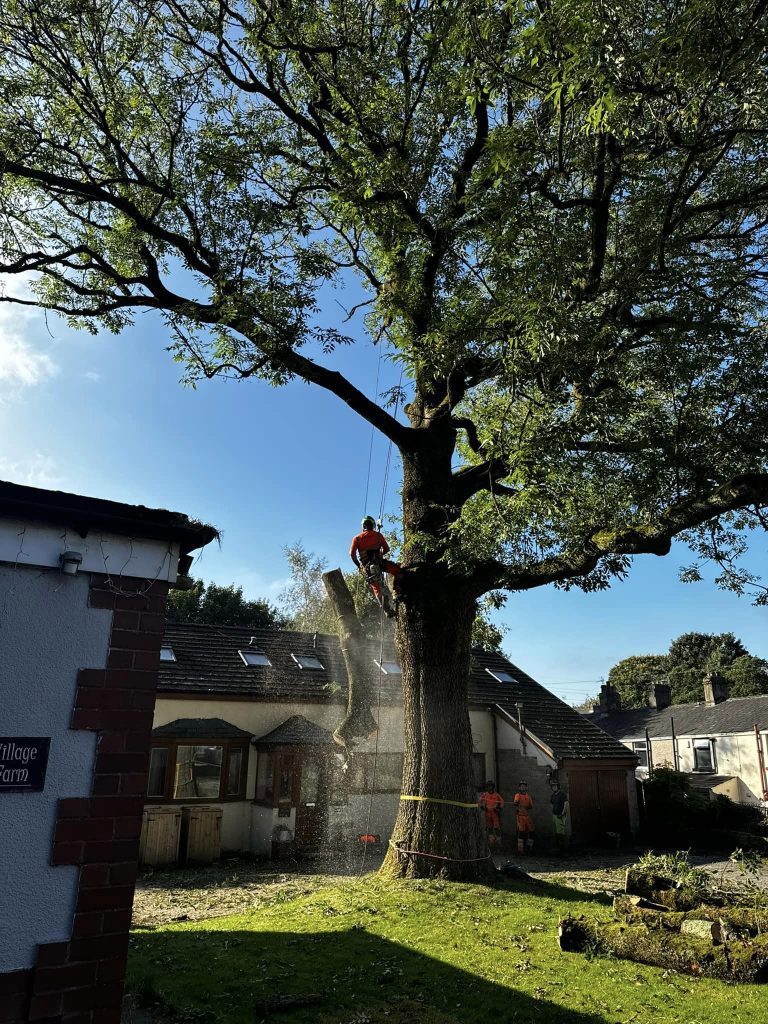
568,768,631,841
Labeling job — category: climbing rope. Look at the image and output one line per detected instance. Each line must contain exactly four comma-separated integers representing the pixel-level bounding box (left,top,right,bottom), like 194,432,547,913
357,596,386,877
377,367,404,527
357,363,405,875
362,344,384,516
388,840,492,865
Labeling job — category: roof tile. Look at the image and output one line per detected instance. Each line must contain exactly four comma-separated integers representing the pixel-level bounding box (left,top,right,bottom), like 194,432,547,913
159,622,633,761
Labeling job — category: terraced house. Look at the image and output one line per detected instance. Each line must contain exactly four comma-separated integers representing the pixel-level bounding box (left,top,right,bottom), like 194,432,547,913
140,622,639,864
589,677,768,806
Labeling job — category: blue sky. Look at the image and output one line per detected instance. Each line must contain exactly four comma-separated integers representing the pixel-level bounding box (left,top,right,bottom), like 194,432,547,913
1,278,766,706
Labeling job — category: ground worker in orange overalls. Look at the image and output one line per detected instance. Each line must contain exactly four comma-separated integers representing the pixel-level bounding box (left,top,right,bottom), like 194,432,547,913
479,781,505,847
350,516,402,617
513,780,535,854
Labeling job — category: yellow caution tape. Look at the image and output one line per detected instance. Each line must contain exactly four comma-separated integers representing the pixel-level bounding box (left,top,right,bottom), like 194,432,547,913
400,794,479,809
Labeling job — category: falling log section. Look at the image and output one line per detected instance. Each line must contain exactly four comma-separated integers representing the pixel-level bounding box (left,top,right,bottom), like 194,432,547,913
558,915,768,982
323,568,379,751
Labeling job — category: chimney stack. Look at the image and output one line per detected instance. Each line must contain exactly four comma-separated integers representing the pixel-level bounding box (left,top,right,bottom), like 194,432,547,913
596,681,621,716
703,672,729,706
648,683,672,711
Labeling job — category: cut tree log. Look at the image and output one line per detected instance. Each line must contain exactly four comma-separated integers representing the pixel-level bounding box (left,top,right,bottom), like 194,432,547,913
558,916,768,981
323,568,379,752
624,868,707,910
613,895,669,913
680,919,722,943
613,895,768,936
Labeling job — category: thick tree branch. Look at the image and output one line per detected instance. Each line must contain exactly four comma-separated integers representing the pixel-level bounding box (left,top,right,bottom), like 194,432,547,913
3,157,217,279
469,473,768,596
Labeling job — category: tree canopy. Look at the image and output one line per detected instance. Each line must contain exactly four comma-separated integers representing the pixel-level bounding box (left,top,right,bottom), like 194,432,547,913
606,631,768,707
3,0,768,877
279,540,506,650
166,578,286,628
1,0,767,601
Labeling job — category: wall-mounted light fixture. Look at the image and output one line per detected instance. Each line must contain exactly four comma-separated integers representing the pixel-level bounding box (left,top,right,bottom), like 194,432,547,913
60,550,83,575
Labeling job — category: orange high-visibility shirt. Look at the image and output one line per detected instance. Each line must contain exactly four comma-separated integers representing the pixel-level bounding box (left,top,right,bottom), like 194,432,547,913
350,529,390,561
514,792,533,818
479,791,505,813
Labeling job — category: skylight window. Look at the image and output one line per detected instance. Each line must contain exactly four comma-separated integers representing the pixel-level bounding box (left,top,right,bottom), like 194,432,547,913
159,645,176,663
291,653,324,670
485,667,514,683
239,649,272,668
375,660,402,675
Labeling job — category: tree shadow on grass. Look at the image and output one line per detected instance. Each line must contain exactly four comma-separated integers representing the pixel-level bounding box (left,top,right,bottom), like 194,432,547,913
496,877,614,907
128,926,612,1024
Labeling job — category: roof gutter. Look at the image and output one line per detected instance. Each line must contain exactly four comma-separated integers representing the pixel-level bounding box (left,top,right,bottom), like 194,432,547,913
0,480,219,554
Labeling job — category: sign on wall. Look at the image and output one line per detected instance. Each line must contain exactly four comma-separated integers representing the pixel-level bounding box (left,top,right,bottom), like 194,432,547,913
0,738,51,792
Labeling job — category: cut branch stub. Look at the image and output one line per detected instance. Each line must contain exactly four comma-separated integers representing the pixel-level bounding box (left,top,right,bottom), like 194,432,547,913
322,569,378,751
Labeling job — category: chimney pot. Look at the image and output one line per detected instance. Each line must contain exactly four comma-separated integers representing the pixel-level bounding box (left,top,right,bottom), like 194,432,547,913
597,682,621,715
649,683,672,710
703,672,729,706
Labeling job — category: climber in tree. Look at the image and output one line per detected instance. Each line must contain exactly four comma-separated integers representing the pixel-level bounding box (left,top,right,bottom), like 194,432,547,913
350,516,402,617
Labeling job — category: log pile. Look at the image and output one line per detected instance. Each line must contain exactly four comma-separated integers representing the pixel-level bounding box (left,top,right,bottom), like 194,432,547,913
558,867,768,982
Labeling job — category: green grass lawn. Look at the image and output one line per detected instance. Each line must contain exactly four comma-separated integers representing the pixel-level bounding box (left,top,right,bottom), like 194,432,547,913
127,874,766,1024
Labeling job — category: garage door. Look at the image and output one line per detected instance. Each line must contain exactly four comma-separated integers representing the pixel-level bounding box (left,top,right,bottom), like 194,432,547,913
569,769,630,841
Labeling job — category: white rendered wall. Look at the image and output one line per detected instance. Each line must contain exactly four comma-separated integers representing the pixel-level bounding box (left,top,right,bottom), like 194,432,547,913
619,730,768,804
152,700,500,851
153,697,404,755
0,517,180,582
677,732,767,803
496,717,556,767
0,566,109,971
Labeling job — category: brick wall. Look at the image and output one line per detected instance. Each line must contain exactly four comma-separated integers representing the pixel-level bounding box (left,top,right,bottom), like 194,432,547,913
1,575,168,1024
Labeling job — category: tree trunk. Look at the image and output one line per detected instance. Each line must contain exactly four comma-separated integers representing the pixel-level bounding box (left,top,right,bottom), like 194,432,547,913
381,580,493,880
322,569,378,753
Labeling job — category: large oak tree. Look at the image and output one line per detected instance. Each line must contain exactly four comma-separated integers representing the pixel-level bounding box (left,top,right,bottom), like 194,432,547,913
2,0,768,876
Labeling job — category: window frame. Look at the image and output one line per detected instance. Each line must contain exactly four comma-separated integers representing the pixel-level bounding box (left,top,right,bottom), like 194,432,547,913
239,649,272,667
630,739,649,769
374,660,401,676
146,738,249,803
291,653,325,670
484,667,514,683
692,737,716,773
253,748,348,808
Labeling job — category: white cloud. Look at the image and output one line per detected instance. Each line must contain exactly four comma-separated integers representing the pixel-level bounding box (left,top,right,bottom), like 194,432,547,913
84,370,101,382
0,277,59,392
0,452,63,488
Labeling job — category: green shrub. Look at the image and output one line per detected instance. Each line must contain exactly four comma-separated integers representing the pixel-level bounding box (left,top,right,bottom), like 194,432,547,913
642,768,767,845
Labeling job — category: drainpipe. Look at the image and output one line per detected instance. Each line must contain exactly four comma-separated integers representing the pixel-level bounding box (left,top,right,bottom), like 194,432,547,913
516,702,527,754
670,716,679,771
645,728,653,779
491,708,499,787
755,724,768,801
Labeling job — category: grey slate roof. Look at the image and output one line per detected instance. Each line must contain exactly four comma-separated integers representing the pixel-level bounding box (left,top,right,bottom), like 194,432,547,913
253,715,334,748
159,623,402,703
159,622,634,762
589,694,768,741
467,648,634,761
152,717,253,739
